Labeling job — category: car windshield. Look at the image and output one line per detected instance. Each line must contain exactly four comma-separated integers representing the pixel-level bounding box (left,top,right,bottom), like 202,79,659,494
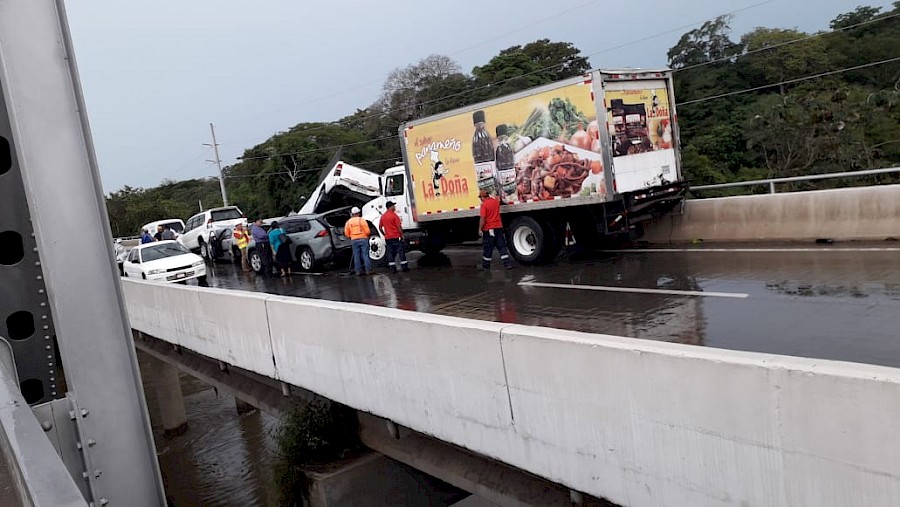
162,221,184,233
141,243,191,262
211,209,242,222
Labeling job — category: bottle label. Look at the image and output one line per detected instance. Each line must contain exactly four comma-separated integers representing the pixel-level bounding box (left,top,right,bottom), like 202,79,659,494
475,162,497,191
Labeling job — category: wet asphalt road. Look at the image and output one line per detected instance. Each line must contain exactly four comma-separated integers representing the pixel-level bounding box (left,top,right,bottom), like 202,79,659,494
199,243,900,369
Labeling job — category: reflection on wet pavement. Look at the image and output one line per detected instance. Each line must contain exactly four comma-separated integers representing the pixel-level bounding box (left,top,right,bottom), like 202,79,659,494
199,244,900,368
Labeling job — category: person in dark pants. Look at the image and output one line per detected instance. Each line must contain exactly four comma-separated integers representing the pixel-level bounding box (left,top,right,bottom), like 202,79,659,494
379,201,409,273
478,190,512,270
250,219,272,277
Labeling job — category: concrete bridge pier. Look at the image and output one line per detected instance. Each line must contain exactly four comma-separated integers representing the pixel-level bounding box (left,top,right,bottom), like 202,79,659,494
155,362,188,437
235,397,257,415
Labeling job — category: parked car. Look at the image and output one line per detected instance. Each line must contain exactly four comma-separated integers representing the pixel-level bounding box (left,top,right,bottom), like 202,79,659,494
121,241,206,283
141,218,185,239
178,206,246,260
240,209,353,274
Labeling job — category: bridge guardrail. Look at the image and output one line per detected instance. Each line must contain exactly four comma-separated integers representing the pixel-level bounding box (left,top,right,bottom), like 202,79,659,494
122,279,900,507
691,166,900,195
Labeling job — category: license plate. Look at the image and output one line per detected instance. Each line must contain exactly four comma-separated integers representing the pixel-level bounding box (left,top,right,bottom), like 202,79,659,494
175,272,187,279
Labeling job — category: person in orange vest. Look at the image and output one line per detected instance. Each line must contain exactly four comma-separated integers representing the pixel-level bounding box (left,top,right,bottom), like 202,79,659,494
478,190,513,270
379,201,409,273
232,223,251,272
344,207,372,276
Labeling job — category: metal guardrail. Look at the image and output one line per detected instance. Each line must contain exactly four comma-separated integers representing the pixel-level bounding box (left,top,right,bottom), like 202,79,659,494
690,167,900,194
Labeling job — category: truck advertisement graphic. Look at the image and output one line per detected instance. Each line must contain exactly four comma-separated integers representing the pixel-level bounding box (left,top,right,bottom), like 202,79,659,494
604,83,677,192
404,81,606,215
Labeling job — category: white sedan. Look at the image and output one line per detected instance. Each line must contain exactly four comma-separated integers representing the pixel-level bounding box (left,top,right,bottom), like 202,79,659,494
122,241,207,283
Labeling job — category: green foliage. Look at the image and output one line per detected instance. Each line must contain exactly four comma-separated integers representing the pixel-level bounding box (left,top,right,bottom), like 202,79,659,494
674,3,900,190
273,399,360,507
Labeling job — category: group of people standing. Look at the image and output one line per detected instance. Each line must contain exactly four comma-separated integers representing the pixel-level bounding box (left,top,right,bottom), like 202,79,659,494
230,219,294,277
224,191,513,278
140,224,176,244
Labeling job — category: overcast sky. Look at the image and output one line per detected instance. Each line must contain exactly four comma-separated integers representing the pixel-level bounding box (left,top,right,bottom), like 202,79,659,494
64,0,889,192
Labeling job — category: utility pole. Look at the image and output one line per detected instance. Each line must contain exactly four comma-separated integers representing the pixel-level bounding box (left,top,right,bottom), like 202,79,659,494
205,122,228,206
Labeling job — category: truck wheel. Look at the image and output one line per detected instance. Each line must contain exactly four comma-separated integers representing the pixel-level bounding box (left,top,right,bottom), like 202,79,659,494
368,235,387,265
508,216,548,265
421,234,446,255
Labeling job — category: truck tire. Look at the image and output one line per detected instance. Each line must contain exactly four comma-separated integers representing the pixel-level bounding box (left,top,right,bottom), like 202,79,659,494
508,216,549,265
421,234,446,256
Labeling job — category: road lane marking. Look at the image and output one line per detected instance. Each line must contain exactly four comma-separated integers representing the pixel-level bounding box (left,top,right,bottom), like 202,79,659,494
600,247,900,253
518,281,749,299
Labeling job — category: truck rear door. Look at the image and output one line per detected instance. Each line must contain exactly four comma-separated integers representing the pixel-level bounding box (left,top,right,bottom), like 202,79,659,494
603,77,678,193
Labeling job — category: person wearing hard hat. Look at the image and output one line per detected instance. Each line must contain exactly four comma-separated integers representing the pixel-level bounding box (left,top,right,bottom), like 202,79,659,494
344,207,372,276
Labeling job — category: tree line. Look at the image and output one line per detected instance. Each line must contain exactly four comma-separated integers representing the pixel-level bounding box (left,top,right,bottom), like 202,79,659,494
106,3,900,235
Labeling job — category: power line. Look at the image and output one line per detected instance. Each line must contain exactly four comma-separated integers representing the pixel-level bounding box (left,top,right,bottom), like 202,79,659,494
679,56,900,106
676,11,900,73
224,157,400,179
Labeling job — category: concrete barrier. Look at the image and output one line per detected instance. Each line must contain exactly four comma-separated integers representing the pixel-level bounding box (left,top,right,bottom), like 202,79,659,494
122,279,900,506
265,295,516,461
499,325,900,507
644,184,900,243
122,281,277,378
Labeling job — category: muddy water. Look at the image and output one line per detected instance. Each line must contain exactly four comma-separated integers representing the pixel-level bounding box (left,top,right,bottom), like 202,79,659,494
138,351,279,506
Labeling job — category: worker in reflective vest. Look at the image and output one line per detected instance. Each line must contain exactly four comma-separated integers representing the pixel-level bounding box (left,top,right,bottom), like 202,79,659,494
344,207,372,276
233,224,251,272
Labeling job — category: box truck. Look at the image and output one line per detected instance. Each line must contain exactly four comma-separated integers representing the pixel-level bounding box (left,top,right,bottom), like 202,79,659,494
359,68,687,265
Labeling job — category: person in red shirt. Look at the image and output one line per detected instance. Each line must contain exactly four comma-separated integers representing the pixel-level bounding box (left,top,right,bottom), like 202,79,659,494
478,190,512,270
379,201,409,273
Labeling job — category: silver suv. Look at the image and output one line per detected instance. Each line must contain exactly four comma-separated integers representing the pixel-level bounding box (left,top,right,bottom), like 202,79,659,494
178,206,245,260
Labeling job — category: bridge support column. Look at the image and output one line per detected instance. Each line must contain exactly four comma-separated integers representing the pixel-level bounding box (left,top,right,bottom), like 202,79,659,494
156,362,187,437
235,398,256,415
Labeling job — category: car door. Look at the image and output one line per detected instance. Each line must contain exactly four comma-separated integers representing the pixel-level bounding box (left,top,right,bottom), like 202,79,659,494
283,219,311,260
384,173,413,228
124,249,140,277
182,214,202,249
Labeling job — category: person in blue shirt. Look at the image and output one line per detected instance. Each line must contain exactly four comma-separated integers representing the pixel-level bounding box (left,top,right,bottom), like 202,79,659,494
140,229,154,244
267,221,293,277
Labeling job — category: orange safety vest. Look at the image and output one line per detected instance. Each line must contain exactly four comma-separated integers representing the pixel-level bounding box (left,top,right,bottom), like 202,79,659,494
344,217,370,240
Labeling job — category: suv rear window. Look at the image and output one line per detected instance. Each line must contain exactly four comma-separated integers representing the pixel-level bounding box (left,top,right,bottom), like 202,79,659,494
162,221,184,233
211,209,242,222
283,220,310,234
322,212,350,228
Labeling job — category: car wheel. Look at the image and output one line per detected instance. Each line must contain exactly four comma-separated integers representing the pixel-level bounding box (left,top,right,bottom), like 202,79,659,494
197,275,208,284
249,250,263,273
199,239,210,261
298,247,316,272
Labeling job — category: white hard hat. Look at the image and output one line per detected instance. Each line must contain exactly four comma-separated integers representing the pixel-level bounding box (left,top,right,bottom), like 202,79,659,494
351,206,361,214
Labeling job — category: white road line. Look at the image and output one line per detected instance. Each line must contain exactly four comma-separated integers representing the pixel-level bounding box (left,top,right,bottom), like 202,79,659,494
600,247,900,253
518,281,749,299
